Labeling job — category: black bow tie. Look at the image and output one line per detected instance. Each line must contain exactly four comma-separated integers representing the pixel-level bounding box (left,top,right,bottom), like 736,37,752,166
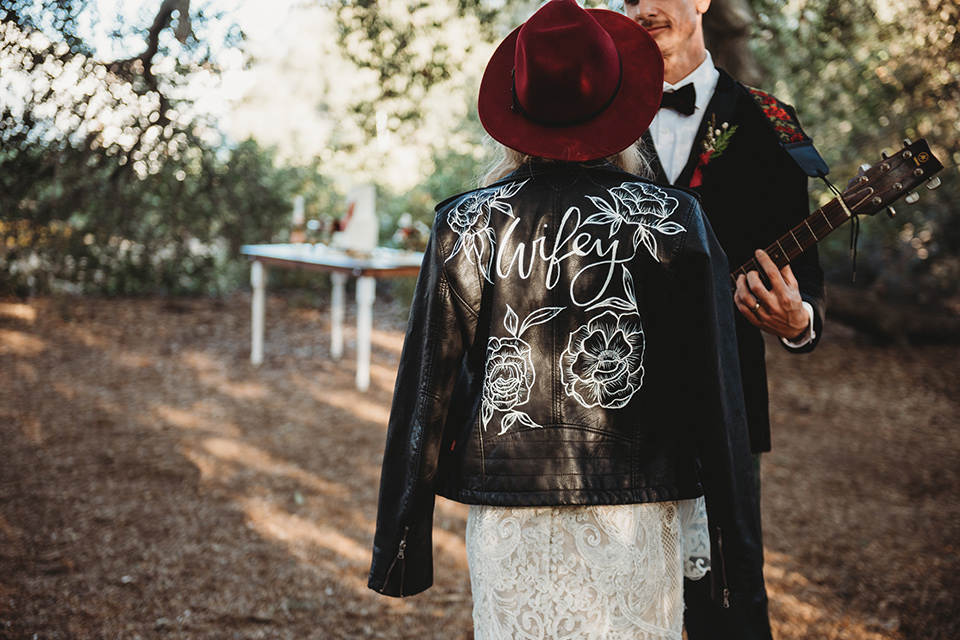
660,83,696,116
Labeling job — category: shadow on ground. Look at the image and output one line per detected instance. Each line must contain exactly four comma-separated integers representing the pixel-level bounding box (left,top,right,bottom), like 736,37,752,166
1,294,957,639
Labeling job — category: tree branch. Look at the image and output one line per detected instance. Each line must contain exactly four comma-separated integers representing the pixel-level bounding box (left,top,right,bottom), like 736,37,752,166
104,0,192,128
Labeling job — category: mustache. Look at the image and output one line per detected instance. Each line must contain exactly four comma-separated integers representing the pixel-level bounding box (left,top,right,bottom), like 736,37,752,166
640,19,669,30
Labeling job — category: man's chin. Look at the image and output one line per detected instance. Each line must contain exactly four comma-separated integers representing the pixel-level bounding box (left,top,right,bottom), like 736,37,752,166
644,25,669,40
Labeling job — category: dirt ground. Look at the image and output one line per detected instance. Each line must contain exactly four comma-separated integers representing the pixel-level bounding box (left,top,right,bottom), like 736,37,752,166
1,290,958,639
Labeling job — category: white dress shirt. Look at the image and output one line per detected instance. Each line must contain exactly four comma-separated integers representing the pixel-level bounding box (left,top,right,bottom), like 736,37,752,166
649,52,719,185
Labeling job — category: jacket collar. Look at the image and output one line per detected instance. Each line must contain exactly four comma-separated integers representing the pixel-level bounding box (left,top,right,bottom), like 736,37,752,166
435,159,633,212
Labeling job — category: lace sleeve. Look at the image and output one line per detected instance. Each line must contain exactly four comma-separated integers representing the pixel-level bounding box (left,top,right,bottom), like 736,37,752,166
678,496,711,580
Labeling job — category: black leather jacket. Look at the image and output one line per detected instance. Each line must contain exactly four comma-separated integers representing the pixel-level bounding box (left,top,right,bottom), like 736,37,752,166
368,160,765,608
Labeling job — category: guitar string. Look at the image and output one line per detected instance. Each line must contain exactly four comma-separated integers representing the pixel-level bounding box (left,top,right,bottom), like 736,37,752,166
819,171,860,283
732,176,846,284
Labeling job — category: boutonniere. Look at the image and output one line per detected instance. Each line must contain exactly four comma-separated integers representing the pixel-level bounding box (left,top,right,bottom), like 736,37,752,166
690,114,738,188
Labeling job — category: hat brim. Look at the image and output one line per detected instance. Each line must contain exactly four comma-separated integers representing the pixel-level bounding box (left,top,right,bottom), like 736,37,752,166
478,9,663,162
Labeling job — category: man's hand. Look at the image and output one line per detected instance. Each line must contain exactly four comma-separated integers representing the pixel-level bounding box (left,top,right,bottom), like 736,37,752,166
734,249,810,340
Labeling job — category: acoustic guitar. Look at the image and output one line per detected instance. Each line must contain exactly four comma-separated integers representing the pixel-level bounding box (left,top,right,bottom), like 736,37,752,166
730,138,944,283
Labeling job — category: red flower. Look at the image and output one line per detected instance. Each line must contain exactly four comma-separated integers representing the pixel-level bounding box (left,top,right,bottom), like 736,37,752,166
689,150,714,188
754,91,776,105
769,107,791,121
774,124,804,143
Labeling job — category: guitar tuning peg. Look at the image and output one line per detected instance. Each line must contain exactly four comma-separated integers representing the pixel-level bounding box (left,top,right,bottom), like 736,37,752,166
886,206,896,218
858,163,871,173
904,191,920,204
927,176,942,190
881,150,890,159
903,138,913,146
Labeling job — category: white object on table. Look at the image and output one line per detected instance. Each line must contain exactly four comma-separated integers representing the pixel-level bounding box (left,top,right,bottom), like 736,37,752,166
332,184,378,254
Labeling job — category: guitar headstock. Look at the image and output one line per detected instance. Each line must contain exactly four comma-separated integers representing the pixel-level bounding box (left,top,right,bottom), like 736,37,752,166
842,138,944,218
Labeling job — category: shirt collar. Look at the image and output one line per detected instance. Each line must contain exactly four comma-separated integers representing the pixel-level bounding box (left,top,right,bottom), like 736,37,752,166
663,51,719,115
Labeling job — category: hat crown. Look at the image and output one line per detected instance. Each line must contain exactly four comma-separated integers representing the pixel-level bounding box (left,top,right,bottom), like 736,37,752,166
477,0,663,161
514,0,622,126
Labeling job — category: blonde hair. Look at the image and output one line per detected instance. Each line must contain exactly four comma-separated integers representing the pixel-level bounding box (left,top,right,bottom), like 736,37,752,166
480,138,654,187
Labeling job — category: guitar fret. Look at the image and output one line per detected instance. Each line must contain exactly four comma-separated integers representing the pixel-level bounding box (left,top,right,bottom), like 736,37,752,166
788,229,804,253
736,200,840,279
834,193,854,219
792,220,816,250
771,241,787,267
812,217,833,237
821,210,835,230
730,264,750,288
828,199,853,228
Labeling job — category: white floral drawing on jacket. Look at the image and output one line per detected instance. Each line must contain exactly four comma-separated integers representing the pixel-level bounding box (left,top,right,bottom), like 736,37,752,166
446,180,528,282
561,306,645,410
482,304,564,435
560,235,644,409
464,178,689,423
585,262,641,316
559,266,646,409
584,182,685,261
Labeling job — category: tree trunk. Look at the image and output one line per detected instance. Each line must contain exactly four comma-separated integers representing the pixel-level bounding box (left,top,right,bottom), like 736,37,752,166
703,0,763,86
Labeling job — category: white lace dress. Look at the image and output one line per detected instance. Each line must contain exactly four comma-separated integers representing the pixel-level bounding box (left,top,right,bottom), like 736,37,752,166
465,498,710,640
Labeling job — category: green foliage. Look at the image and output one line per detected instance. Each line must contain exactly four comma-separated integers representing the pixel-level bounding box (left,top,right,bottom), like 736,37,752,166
747,0,960,305
1,136,318,296
374,135,490,308
0,1,322,296
331,0,532,137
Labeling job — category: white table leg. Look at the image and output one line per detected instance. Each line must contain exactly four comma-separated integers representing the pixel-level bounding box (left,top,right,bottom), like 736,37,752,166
355,276,376,391
250,259,265,366
330,272,347,360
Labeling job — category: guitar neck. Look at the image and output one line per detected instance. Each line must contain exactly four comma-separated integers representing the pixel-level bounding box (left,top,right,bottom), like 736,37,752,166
728,138,944,283
730,196,852,283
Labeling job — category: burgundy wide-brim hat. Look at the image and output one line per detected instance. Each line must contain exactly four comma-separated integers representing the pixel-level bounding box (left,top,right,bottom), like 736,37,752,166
478,0,663,162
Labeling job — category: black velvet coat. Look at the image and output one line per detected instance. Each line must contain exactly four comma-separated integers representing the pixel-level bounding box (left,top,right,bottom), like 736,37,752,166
642,69,826,453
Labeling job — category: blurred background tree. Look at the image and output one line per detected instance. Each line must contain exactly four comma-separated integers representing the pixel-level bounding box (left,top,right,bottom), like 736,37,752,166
741,0,958,313
1,0,317,296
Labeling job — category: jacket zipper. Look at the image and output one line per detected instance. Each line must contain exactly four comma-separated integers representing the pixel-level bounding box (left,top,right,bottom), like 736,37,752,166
380,526,409,596
716,526,731,608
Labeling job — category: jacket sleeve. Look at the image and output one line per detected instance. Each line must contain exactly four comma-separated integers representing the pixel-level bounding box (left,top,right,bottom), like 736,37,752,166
675,203,768,607
367,227,466,597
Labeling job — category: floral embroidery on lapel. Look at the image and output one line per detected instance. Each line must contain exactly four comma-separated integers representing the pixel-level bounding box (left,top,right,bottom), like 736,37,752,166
746,87,805,144
690,114,738,188
446,179,528,282
584,182,685,261
482,304,564,435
